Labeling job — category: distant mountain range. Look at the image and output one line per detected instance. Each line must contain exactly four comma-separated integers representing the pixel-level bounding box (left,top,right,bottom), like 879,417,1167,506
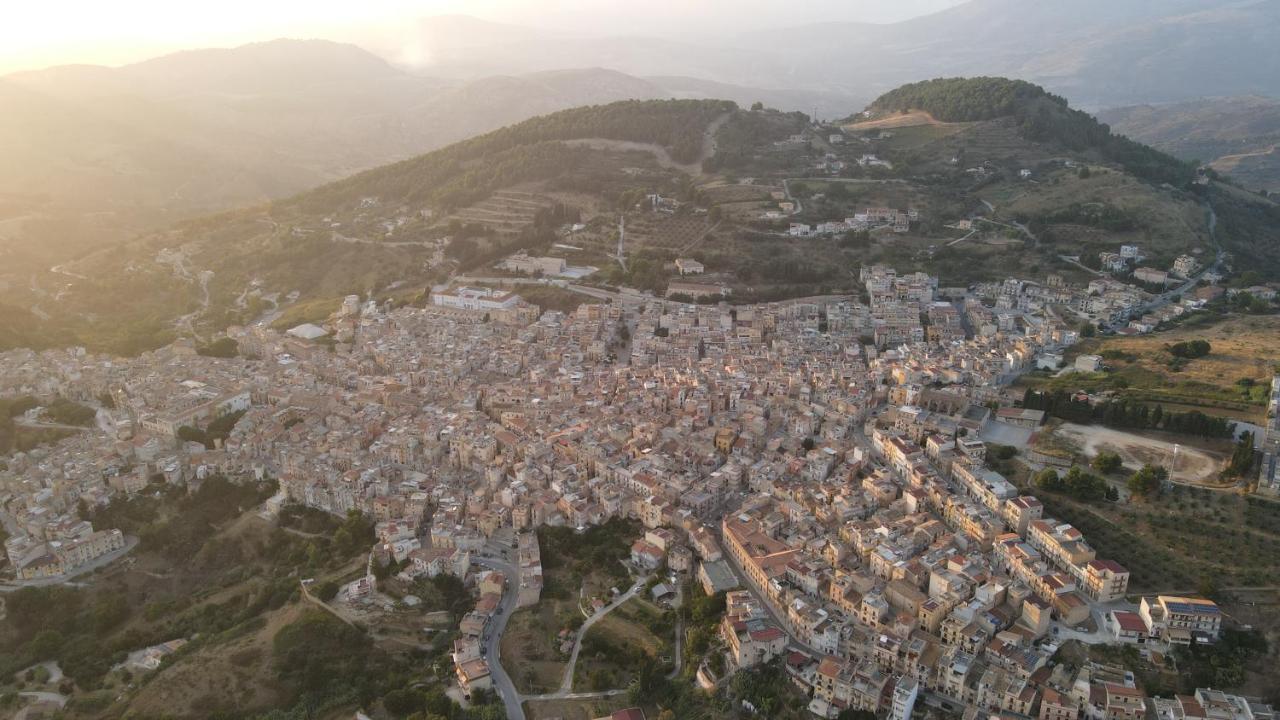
6,0,1280,268
1101,96,1280,193
0,39,849,224
366,0,1280,109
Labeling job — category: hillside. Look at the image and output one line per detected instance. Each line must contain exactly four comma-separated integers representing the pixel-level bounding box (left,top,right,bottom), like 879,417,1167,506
1100,96,1280,192
0,44,712,283
3,99,735,354
7,79,1266,357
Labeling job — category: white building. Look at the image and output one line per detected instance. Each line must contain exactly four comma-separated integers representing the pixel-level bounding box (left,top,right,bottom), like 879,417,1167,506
430,286,520,311
891,676,919,720
675,258,706,275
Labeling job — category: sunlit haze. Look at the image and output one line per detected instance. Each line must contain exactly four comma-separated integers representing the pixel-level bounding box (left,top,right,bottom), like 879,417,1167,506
1,0,966,74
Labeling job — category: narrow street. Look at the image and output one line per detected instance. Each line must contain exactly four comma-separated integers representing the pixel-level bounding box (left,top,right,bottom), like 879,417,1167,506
470,555,525,720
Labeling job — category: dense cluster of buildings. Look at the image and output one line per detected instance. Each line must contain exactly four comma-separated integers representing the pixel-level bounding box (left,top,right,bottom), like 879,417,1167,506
0,264,1243,720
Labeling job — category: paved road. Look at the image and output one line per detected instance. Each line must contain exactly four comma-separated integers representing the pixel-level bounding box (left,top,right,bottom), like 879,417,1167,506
668,582,685,680
472,555,525,720
715,520,822,657
0,535,139,591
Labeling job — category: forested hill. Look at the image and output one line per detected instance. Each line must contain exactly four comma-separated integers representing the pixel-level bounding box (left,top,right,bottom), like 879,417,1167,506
867,77,1194,187
291,99,735,215
870,77,1053,123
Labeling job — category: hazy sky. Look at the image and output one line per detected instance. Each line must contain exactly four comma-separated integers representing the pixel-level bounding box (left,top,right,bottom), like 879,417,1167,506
1,0,966,74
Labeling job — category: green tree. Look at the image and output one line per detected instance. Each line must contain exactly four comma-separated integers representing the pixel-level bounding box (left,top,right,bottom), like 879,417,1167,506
29,630,65,661
1168,339,1212,359
1225,432,1256,478
1128,464,1168,498
1092,451,1123,475
382,688,424,717
1034,468,1063,491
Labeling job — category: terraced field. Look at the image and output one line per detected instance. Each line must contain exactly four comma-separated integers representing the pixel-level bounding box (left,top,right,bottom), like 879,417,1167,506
451,190,555,235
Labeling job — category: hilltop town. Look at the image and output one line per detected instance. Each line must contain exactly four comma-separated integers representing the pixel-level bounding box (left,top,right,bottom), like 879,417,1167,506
4,250,1277,719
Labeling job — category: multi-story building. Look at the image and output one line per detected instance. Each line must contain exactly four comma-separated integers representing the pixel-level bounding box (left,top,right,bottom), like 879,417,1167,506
430,285,521,311
1139,596,1222,645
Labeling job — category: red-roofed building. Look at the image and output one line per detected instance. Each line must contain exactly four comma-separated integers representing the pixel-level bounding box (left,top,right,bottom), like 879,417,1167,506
1104,682,1148,720
1084,558,1130,602
630,539,665,570
721,614,787,668
1108,610,1151,644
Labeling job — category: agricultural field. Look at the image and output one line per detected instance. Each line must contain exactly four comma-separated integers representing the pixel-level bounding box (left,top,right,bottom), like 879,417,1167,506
1038,313,1280,422
499,593,577,694
846,120,971,153
1011,468,1280,593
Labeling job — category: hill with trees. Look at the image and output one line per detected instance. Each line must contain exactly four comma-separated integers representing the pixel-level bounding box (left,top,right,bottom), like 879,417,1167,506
867,77,1195,186
294,98,734,214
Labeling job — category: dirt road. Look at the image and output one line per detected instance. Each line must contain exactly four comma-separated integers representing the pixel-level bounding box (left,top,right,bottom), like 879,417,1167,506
1052,422,1224,484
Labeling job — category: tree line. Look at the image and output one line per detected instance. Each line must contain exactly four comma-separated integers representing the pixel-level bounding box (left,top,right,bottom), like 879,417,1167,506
1022,388,1237,439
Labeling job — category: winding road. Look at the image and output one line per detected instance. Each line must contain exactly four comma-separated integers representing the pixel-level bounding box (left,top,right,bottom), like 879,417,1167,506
471,555,525,720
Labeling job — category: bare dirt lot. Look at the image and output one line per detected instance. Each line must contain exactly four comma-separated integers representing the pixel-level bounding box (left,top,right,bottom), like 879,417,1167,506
1051,422,1226,484
843,110,960,131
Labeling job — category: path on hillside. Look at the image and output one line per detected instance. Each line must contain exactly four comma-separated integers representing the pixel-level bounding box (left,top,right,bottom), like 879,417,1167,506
297,579,358,629
1057,254,1105,277
548,580,645,697
1211,144,1278,172
667,583,685,680
560,111,732,177
330,231,438,248
679,219,722,254
13,419,92,433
